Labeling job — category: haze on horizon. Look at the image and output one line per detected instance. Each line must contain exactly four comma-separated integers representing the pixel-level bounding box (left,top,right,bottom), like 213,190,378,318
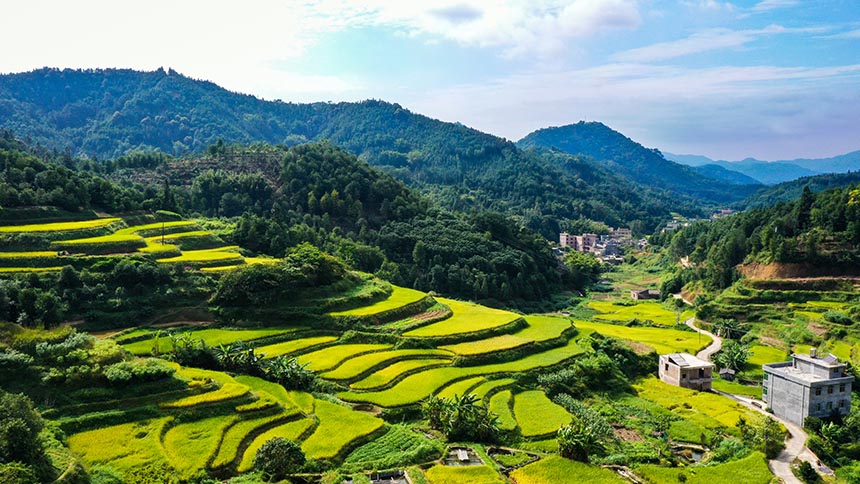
2,0,858,161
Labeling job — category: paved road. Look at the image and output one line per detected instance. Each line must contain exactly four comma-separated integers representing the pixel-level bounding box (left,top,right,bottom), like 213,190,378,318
713,391,826,484
684,317,723,361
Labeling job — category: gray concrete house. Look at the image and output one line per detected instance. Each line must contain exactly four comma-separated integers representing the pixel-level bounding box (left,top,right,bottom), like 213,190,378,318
659,353,714,391
762,349,854,426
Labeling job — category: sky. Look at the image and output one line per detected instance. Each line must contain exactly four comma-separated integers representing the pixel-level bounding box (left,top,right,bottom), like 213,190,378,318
1,0,859,160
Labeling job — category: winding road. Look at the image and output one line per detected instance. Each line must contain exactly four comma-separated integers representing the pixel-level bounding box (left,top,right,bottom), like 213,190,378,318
674,294,821,484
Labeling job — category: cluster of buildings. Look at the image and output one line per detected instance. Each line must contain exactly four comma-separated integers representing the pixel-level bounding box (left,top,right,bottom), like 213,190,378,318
658,348,853,426
558,228,646,264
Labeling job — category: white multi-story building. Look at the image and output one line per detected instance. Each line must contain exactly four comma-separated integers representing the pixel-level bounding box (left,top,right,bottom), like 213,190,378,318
763,350,854,425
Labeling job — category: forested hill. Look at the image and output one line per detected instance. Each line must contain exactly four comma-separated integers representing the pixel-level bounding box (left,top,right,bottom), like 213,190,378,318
517,122,762,203
3,68,728,234
740,172,860,209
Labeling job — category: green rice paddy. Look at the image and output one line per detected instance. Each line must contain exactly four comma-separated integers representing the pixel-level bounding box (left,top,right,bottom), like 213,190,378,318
120,327,300,356
237,418,316,472
574,320,709,355
329,285,427,316
512,391,571,438
589,301,689,326
424,465,505,484
0,217,121,232
156,247,243,264
349,359,453,390
256,336,339,359
488,390,516,431
436,376,485,399
635,451,772,484
297,343,393,372
510,456,626,484
300,399,384,460
471,378,515,399
403,298,521,338
339,339,585,407
319,348,452,380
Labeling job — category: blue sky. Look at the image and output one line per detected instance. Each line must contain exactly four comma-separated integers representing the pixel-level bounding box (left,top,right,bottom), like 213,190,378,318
1,0,859,160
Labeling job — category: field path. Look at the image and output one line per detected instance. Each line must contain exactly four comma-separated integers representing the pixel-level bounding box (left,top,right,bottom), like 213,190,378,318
684,317,722,361
713,390,829,484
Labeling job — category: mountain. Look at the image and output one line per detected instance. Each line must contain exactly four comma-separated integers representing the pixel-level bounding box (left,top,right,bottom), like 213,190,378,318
0,67,730,235
690,164,761,185
665,150,860,185
739,171,860,209
517,122,761,203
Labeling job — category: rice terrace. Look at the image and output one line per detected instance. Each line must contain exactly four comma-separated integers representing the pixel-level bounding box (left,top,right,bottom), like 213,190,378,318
2,208,834,484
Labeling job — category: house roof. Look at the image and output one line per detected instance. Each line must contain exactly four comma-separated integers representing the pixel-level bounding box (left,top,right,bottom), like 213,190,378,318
663,353,714,369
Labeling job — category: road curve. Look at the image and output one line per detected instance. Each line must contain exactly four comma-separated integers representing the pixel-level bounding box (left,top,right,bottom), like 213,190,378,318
684,317,722,361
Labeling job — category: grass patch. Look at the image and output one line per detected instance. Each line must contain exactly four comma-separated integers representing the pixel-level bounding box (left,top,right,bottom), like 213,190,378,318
301,400,385,460
711,378,763,399
0,217,121,232
350,359,453,390
519,315,574,341
513,391,571,438
297,343,393,372
340,339,584,407
574,320,709,355
635,451,772,484
256,336,339,359
747,345,788,369
488,390,516,431
344,424,440,470
319,349,452,380
510,455,626,484
424,465,505,484
403,298,520,338
632,377,762,433
329,285,427,316
237,418,316,472
53,233,143,244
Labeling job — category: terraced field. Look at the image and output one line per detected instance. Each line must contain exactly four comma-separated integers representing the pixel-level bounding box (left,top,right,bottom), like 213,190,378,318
319,348,452,381
329,285,428,317
64,364,388,478
589,301,692,326
256,336,340,359
512,391,572,438
511,456,626,484
339,338,585,407
439,314,571,356
119,326,301,355
574,320,710,355
297,343,393,372
403,298,521,338
349,359,452,390
0,217,121,232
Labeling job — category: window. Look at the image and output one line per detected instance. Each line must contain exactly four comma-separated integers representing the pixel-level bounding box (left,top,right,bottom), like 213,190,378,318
828,386,834,394
815,387,822,396
762,386,768,395
665,363,669,371
827,401,833,410
699,369,705,378
840,400,846,408
682,373,687,379
840,384,846,392
816,403,821,411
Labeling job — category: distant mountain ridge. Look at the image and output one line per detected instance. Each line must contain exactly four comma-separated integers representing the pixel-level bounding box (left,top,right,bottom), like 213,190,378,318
516,122,761,202
665,150,860,185
0,67,726,236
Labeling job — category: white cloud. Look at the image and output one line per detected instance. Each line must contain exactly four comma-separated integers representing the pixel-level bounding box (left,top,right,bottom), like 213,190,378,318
750,0,799,12
302,0,641,58
612,25,829,63
407,62,860,159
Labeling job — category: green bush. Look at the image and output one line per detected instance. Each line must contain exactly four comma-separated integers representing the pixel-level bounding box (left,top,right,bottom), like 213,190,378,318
824,311,854,326
103,359,176,385
253,437,306,479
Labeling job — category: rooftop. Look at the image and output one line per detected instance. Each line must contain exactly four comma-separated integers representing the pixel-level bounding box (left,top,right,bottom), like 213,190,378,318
663,353,714,369
792,352,845,368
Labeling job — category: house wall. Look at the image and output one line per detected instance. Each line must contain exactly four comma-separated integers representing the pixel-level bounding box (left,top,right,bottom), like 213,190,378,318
763,371,853,425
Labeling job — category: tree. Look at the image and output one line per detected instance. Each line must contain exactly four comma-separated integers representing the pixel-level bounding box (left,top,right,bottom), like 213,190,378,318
563,250,603,290
422,394,500,443
0,462,39,484
555,395,613,462
713,340,751,372
264,357,315,391
253,437,306,479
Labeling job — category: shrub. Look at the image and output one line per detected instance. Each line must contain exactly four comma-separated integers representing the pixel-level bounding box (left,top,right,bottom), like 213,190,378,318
104,359,176,385
0,462,39,484
422,394,500,443
824,311,854,326
253,437,306,479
